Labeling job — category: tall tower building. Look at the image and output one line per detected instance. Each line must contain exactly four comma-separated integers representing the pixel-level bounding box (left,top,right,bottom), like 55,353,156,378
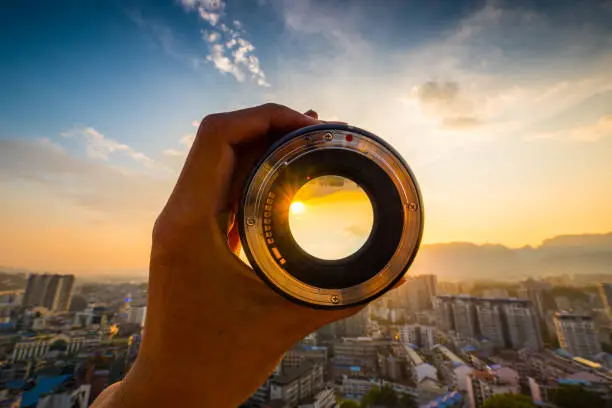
502,300,542,351
435,296,542,351
475,300,505,348
22,273,76,311
56,275,75,311
517,279,550,318
342,307,369,337
554,312,602,358
434,296,455,333
598,284,612,320
452,296,479,339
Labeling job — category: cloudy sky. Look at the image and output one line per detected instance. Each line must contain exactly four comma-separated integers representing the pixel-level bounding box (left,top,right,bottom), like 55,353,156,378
1,0,611,275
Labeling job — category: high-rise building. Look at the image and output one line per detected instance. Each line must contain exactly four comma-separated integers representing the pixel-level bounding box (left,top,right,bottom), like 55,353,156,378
451,296,479,339
599,284,612,320
434,296,455,333
337,307,369,337
56,275,75,311
420,274,438,310
22,273,76,311
517,279,550,318
502,300,543,351
434,296,542,351
475,300,505,348
127,306,147,327
399,324,437,351
554,312,602,358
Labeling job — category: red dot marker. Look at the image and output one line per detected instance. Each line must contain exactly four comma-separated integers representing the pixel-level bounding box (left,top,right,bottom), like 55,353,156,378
345,134,353,142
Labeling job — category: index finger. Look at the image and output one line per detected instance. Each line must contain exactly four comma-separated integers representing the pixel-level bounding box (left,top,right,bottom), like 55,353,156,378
198,103,319,146
165,104,319,222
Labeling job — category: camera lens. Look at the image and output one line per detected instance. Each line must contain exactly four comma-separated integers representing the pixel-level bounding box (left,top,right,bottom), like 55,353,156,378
288,176,374,261
238,124,423,309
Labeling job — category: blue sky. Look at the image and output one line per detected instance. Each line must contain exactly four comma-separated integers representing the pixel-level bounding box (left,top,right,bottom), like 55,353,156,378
1,0,611,274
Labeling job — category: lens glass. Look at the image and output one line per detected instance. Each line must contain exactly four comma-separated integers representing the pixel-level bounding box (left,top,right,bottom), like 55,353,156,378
288,175,374,260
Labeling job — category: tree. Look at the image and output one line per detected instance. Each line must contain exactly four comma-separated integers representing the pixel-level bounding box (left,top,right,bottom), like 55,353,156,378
548,384,607,408
399,393,417,408
482,394,536,408
340,401,361,408
361,385,398,408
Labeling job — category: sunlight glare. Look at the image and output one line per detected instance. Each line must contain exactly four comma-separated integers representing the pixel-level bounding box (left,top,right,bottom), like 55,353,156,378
289,201,306,215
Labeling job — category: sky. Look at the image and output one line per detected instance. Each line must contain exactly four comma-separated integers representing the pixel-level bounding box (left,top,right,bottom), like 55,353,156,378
1,0,611,275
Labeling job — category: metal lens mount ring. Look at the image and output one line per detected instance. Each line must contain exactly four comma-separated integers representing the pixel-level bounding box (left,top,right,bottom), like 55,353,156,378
238,123,424,309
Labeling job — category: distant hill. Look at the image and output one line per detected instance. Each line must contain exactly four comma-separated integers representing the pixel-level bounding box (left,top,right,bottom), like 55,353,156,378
409,233,612,281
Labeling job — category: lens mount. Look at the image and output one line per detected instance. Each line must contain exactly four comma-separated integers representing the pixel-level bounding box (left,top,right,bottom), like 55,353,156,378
238,124,423,309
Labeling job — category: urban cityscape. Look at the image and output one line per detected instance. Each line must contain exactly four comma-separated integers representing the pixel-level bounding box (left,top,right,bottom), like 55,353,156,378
1,270,612,407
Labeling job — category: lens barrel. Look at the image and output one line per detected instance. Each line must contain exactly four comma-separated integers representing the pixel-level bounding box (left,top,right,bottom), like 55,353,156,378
238,124,423,309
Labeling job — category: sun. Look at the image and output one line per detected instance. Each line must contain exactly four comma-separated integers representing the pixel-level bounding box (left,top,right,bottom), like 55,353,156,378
289,201,306,215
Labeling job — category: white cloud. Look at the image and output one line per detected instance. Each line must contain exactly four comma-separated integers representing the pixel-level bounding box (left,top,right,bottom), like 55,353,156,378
61,127,156,168
179,0,270,87
532,114,612,142
179,133,195,148
202,30,220,43
163,148,185,157
198,7,222,26
0,138,171,222
206,43,246,82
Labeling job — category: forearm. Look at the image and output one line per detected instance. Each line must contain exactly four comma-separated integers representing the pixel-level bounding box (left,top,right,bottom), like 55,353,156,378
91,340,287,408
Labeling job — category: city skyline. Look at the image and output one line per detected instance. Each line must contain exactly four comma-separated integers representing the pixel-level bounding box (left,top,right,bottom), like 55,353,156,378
1,0,612,274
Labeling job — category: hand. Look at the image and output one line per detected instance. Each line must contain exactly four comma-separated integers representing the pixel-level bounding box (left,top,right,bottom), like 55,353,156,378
94,104,365,408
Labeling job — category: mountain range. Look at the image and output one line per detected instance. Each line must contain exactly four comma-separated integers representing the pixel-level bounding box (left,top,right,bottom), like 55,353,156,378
1,233,611,282
409,233,612,281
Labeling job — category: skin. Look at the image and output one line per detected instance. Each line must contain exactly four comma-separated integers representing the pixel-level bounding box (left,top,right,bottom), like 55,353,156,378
92,104,404,407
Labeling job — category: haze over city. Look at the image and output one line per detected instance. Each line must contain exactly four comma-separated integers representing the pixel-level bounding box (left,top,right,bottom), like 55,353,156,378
1,0,612,276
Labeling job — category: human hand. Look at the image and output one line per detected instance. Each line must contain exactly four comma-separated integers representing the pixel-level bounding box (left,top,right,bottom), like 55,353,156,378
107,104,366,407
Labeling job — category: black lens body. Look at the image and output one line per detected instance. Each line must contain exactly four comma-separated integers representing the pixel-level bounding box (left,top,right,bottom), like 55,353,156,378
238,124,424,309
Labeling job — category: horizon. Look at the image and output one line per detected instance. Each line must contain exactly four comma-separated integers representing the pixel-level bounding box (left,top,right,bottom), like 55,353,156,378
1,0,611,273
2,229,611,277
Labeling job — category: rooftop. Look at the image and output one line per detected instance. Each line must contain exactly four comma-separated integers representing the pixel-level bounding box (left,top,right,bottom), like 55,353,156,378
432,345,465,366
272,361,315,385
554,312,593,321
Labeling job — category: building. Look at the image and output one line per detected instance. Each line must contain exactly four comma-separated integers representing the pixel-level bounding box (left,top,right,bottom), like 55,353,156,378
599,284,612,320
22,274,75,311
554,312,602,358
127,306,147,327
482,288,509,299
244,380,271,408
502,300,543,351
435,295,542,351
10,334,97,361
282,345,328,370
475,300,505,349
434,297,455,333
517,279,550,318
403,345,437,383
398,325,437,351
403,275,438,312
466,370,520,408
337,308,369,337
431,345,473,391
270,361,324,407
331,338,393,379
526,349,612,384
297,387,335,408
451,296,479,339
341,377,377,399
